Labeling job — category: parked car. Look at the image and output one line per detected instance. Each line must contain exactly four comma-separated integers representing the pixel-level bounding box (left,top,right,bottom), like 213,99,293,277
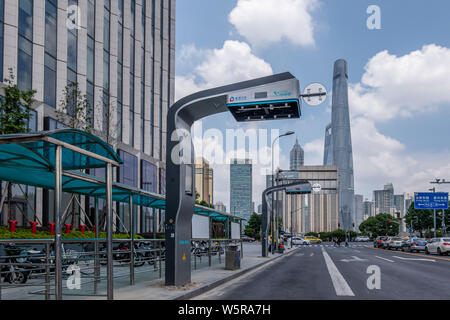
374,236,388,248
292,237,310,245
386,237,405,250
425,238,450,256
403,238,428,252
241,235,256,242
304,236,322,244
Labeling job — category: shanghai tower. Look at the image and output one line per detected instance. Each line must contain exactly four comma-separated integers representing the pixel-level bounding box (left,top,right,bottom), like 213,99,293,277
323,59,355,230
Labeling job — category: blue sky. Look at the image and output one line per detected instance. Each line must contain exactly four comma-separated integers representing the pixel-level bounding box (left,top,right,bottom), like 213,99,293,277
175,0,450,209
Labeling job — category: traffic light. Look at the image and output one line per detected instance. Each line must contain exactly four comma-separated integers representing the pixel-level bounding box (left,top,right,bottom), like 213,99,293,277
338,222,341,228
388,220,391,224
352,222,355,228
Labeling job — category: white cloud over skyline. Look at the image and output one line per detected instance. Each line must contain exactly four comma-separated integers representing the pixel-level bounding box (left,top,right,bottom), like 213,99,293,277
229,0,319,48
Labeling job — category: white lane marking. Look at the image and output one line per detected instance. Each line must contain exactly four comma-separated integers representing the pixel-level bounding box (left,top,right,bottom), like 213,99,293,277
321,247,355,296
354,250,361,253
375,256,394,262
340,256,368,262
310,252,314,257
393,256,436,262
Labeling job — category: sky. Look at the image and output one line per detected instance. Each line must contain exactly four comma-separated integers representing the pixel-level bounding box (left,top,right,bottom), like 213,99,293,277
174,0,450,211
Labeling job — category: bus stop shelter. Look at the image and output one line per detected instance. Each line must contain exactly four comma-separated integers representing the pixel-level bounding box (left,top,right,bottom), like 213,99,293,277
0,129,243,300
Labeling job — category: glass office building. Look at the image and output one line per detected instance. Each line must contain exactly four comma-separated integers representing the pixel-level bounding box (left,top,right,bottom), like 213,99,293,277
0,0,175,233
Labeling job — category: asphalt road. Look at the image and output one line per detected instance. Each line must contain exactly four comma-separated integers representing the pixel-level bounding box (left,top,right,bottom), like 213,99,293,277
193,242,450,300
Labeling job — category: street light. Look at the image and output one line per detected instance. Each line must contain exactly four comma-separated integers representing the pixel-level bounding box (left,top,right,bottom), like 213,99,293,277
429,187,437,238
271,131,295,254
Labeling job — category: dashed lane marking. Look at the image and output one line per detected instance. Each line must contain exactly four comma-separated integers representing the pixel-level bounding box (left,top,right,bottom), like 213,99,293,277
375,256,394,263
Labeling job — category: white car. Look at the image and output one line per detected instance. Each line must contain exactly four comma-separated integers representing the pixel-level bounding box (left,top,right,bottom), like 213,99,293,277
425,238,450,256
292,237,310,245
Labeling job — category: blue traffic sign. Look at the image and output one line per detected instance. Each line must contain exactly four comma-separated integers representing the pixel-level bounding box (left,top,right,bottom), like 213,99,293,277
414,192,449,210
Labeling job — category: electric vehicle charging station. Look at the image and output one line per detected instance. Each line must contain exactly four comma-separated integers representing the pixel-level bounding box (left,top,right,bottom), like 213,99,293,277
261,181,312,258
165,73,304,286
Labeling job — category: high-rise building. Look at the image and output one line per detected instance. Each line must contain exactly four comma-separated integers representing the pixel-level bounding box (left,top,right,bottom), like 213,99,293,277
354,194,364,230
323,59,355,230
373,183,395,215
214,201,226,213
278,166,339,234
230,158,252,224
290,138,304,170
363,199,375,220
0,0,175,233
195,157,213,206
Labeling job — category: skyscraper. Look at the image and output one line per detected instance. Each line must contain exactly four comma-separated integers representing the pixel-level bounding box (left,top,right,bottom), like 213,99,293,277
195,157,214,206
230,159,252,224
354,194,364,230
323,59,355,230
373,183,395,215
0,0,176,233
290,138,304,170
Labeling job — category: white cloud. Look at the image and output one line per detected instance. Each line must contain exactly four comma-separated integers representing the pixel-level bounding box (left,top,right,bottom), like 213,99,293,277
347,44,450,198
304,138,324,165
175,40,273,101
229,0,319,48
349,44,450,122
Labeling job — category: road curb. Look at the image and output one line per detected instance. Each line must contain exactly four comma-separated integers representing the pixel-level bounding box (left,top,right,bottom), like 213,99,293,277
173,248,300,300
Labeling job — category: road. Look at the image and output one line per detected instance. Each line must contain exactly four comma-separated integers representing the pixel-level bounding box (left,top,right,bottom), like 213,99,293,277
193,242,450,300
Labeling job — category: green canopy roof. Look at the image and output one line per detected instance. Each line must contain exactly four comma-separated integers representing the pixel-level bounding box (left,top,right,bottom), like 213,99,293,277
0,129,242,222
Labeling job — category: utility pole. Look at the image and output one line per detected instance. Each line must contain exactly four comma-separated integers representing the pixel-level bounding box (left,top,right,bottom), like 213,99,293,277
430,179,449,237
429,187,436,238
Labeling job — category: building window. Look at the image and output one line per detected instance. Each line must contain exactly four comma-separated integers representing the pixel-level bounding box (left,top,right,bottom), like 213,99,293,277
0,0,5,81
129,0,136,147
141,160,156,193
44,0,57,108
118,150,138,188
86,0,95,126
17,0,33,91
117,0,124,141
141,0,146,152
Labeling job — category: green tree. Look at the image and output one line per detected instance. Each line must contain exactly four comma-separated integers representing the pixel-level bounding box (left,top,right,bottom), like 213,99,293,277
359,213,399,237
405,202,449,237
245,213,261,238
0,69,36,221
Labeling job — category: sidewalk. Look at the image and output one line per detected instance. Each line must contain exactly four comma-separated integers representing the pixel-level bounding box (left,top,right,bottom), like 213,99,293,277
95,243,299,300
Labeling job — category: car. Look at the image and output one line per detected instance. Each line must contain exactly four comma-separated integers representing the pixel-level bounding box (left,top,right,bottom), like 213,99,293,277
304,236,322,244
241,235,255,242
355,236,370,242
386,237,404,250
292,237,310,245
403,238,428,252
425,238,450,256
374,236,388,248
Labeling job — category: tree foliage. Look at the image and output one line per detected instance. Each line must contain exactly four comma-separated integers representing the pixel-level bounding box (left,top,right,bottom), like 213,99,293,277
244,213,261,239
358,213,399,237
404,202,449,237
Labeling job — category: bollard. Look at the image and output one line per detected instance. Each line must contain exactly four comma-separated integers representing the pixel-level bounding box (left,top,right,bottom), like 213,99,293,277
64,224,72,234
49,223,55,235
80,225,87,234
8,220,18,233
29,221,38,234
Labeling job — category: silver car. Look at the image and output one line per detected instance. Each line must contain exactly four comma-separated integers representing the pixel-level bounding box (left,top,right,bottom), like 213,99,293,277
387,237,404,250
292,237,310,245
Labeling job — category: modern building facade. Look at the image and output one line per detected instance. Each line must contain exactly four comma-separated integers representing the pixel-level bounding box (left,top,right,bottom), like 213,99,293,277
195,157,213,206
230,158,252,224
323,59,355,231
290,138,304,170
278,166,339,234
373,183,395,215
214,201,226,213
363,199,375,220
354,194,363,230
0,0,175,234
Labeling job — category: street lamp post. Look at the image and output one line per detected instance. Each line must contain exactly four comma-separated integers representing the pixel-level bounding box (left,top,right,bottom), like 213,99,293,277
429,187,437,238
271,131,294,254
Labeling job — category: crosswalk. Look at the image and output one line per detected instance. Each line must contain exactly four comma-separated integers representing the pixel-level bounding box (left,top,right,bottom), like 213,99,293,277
297,244,370,248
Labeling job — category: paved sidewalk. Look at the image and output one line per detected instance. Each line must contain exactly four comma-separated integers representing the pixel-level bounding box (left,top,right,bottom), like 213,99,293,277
95,243,299,300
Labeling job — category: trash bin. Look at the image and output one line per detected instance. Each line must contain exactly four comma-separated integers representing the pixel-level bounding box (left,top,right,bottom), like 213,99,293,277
225,245,241,270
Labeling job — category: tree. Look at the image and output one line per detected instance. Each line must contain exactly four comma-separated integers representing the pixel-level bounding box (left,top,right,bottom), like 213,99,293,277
359,213,399,237
245,213,261,239
405,202,449,237
56,81,93,132
0,69,36,221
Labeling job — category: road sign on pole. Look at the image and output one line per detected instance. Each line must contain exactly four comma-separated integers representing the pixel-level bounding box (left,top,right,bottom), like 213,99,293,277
414,192,449,210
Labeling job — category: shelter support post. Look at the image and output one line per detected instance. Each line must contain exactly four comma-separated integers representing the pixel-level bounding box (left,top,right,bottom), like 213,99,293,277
106,163,113,300
129,195,135,285
54,145,63,300
94,197,99,294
